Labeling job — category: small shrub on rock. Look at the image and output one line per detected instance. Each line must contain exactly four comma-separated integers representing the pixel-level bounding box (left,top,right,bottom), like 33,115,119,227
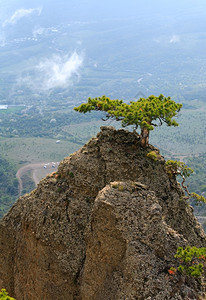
0,289,15,300
169,246,206,278
146,151,158,161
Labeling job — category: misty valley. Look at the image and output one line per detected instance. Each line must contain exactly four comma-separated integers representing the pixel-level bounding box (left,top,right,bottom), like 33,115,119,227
0,1,206,226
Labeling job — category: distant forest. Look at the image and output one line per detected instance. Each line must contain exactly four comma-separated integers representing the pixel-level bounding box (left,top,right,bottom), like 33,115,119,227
0,155,18,218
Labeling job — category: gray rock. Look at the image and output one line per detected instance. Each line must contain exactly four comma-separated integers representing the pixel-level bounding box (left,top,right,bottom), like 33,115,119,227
0,127,205,299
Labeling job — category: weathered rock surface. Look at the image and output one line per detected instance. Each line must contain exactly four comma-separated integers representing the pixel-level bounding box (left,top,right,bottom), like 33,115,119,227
0,126,205,299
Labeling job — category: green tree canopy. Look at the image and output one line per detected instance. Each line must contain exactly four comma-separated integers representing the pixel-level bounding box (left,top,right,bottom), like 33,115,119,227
74,94,182,147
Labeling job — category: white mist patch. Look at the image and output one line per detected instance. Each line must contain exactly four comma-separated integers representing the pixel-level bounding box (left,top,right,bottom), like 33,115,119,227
3,7,42,27
0,32,6,47
153,34,181,44
37,52,83,90
19,52,84,91
169,35,180,44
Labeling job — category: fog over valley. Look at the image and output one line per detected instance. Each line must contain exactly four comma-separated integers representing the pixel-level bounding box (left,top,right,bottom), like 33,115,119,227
0,0,206,103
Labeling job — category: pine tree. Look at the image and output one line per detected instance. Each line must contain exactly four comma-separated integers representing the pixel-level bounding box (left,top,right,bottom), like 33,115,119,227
74,94,182,147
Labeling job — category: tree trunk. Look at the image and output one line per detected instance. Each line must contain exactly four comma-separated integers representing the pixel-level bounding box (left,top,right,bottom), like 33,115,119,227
140,127,149,147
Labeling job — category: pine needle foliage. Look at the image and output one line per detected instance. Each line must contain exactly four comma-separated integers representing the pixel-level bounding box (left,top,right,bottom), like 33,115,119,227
165,160,194,178
74,94,182,147
165,160,206,205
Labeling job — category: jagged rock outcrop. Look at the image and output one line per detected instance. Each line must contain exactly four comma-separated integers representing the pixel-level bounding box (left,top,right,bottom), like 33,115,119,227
0,126,205,299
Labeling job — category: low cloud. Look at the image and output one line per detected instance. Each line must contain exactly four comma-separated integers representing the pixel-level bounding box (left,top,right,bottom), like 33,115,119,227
169,35,180,44
3,7,42,27
19,52,84,91
153,34,181,44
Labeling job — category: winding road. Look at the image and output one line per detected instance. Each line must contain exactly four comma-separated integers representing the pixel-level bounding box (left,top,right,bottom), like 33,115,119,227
16,162,59,196
16,163,45,196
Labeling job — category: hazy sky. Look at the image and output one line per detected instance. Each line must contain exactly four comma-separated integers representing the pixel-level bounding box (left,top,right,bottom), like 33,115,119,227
1,0,206,23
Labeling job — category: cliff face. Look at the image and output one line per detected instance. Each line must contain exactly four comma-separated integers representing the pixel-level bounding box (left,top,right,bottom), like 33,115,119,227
0,126,205,300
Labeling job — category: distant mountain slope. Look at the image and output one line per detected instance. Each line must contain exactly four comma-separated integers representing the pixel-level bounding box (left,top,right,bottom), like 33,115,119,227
0,155,18,218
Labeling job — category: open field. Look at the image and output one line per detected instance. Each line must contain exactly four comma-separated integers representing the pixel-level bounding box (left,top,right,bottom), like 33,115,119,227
150,107,206,157
32,163,59,185
0,106,25,114
0,137,82,166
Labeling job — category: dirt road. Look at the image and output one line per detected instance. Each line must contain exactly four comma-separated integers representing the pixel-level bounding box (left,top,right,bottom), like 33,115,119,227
16,163,45,196
16,162,58,196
